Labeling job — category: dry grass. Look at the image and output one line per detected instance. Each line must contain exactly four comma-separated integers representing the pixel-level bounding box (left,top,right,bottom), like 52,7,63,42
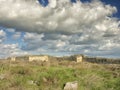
0,59,120,90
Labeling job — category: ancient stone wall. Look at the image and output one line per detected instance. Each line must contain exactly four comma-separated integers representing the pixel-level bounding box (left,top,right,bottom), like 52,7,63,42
29,55,48,62
76,56,83,62
16,56,29,61
10,57,16,61
7,55,120,64
85,57,120,64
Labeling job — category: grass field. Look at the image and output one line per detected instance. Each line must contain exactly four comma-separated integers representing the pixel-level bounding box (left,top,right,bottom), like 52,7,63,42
0,60,120,90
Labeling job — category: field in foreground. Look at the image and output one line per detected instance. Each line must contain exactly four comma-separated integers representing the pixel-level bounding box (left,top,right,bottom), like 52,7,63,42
0,60,120,90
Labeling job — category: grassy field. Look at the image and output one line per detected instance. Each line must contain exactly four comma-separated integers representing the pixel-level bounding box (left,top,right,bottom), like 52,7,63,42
0,60,120,90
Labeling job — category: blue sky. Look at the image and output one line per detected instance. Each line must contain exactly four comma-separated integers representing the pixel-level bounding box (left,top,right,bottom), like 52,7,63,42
38,0,120,18
100,0,120,18
0,0,120,58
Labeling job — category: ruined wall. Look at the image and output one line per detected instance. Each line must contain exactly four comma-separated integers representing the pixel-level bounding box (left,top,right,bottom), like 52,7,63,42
29,56,49,62
9,55,49,62
58,55,84,62
76,56,83,62
16,56,29,61
56,56,74,62
7,55,120,64
85,57,120,64
8,56,29,62
10,57,16,61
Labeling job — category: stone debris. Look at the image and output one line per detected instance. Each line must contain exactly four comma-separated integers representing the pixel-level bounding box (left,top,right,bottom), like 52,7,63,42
28,80,37,85
0,74,5,80
63,81,78,90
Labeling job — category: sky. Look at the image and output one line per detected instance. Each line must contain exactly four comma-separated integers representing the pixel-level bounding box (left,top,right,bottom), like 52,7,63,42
0,0,120,58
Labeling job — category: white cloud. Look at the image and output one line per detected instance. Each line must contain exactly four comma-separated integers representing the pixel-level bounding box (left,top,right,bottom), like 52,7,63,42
0,29,6,43
21,30,120,57
0,43,28,58
22,32,69,53
12,32,21,39
6,28,15,33
0,0,120,57
0,0,118,34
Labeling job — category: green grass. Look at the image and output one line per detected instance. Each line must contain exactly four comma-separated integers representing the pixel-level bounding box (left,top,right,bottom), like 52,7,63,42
0,60,120,90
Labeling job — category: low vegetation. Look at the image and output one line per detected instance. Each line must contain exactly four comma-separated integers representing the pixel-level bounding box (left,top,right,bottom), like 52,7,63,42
0,60,120,90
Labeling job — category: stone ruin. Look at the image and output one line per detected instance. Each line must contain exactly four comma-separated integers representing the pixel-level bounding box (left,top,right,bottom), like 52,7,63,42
63,81,78,90
7,54,120,64
8,55,49,62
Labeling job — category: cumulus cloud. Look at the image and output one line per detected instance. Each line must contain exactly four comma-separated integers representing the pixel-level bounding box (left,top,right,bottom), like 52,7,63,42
6,28,15,33
22,30,120,57
22,32,71,55
0,43,28,58
0,0,118,34
0,29,6,43
12,32,21,39
0,0,120,57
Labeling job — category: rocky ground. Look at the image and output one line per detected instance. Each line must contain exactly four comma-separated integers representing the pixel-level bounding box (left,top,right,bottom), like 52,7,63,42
0,60,120,90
